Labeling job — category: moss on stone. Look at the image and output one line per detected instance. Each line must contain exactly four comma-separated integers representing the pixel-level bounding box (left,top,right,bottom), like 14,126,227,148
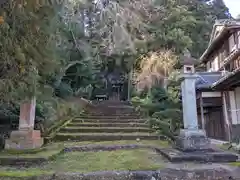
54,132,160,141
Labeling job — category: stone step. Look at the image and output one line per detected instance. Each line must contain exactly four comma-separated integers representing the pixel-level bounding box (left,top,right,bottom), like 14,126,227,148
67,122,149,128
86,104,139,116
95,101,131,106
91,107,135,111
60,127,152,133
72,118,147,124
78,115,140,119
86,114,141,117
94,105,134,109
88,106,136,112
54,132,160,141
86,113,140,116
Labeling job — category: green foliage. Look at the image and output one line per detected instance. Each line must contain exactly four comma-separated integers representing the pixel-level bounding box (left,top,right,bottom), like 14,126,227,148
132,77,182,141
55,82,73,99
150,87,168,103
145,0,231,57
150,109,182,141
0,1,61,101
0,0,99,129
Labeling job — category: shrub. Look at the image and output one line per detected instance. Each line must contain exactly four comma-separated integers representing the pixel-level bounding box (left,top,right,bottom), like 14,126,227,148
131,84,182,141
55,82,73,99
150,109,182,141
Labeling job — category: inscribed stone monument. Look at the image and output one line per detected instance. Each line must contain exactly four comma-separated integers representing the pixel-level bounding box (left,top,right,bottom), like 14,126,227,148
5,97,43,150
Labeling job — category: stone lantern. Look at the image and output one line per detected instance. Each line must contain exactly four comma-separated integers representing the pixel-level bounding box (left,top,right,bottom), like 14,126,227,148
158,50,238,163
181,49,198,74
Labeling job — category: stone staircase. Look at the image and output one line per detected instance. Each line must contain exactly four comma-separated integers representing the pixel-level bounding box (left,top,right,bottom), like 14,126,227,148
54,100,159,142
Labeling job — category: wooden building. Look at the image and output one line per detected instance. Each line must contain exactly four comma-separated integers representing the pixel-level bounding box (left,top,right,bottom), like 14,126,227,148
195,19,240,141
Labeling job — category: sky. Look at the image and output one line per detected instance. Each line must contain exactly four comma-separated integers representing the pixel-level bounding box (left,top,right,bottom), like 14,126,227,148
223,0,240,18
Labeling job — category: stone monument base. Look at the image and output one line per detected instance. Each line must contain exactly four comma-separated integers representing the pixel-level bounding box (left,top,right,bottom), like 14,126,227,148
158,148,238,162
175,129,210,152
5,129,43,150
158,129,238,162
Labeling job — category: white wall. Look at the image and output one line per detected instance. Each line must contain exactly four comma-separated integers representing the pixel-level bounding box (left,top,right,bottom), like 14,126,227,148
202,92,221,98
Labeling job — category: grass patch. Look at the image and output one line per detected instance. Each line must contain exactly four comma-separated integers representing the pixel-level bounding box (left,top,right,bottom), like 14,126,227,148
217,143,239,154
1,148,46,155
0,149,61,159
0,149,165,177
229,161,240,167
0,169,53,177
0,140,169,159
46,149,164,172
217,143,231,150
0,140,169,177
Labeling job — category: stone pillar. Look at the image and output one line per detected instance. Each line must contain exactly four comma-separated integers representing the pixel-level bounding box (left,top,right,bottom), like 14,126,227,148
127,71,131,101
181,76,198,129
176,74,210,152
5,97,43,150
19,97,36,130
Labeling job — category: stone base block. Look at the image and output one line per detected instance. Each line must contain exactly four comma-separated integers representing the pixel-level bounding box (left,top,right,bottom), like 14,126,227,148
5,130,43,150
175,129,210,152
157,148,238,163
9,129,41,140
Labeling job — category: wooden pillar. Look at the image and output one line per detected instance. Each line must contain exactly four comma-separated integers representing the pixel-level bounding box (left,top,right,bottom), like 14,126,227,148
222,92,231,141
200,93,205,130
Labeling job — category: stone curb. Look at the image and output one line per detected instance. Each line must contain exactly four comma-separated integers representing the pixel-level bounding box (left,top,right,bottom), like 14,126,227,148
1,168,239,180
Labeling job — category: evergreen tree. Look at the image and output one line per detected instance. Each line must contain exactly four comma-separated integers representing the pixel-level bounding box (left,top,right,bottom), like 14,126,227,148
210,0,231,19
